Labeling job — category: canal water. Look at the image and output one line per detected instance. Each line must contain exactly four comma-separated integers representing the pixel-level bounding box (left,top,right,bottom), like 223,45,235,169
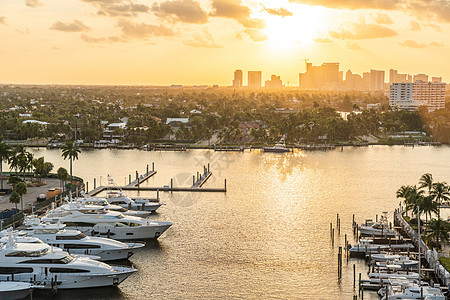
20,146,450,299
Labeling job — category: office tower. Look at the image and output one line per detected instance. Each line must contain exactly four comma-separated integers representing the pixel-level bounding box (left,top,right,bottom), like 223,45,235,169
369,69,385,91
389,69,411,83
432,77,442,83
265,75,283,89
345,70,364,91
248,71,262,89
233,70,243,87
390,82,446,112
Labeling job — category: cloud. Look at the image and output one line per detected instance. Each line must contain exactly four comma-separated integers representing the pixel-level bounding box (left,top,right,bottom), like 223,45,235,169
346,43,362,50
50,20,91,32
210,0,265,28
0,16,6,25
117,19,175,39
80,0,149,17
314,37,332,43
329,22,397,40
430,41,444,47
244,29,268,42
373,13,393,25
288,0,400,10
152,0,208,24
80,34,108,43
26,0,44,7
399,40,427,48
409,20,421,31
263,7,293,17
183,31,222,48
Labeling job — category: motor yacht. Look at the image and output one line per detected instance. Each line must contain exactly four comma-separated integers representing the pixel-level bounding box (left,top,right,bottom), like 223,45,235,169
0,231,136,289
105,190,163,212
20,218,145,261
0,281,32,300
41,203,172,240
358,213,396,237
263,136,291,153
75,196,152,217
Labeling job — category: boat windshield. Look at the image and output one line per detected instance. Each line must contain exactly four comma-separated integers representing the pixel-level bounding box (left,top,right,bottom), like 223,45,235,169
6,248,50,257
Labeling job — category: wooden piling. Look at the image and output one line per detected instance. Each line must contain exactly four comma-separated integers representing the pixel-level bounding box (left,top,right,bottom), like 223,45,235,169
330,222,333,237
353,264,356,289
136,171,138,180
224,179,227,191
129,174,131,185
338,218,340,235
152,162,154,171
332,228,335,247
94,178,96,189
86,182,88,193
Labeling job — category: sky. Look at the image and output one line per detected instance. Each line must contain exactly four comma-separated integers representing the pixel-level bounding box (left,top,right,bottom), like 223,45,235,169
1,0,449,86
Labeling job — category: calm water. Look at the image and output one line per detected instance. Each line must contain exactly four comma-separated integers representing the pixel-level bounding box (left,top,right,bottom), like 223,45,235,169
16,146,450,299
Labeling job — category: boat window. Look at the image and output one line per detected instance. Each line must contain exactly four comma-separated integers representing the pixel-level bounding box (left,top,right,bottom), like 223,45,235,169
0,267,33,274
56,233,87,240
6,248,50,257
119,222,140,227
49,268,90,273
19,255,74,264
64,222,95,227
63,244,101,249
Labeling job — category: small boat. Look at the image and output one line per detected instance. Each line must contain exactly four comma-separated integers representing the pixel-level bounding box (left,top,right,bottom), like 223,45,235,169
358,213,396,237
263,137,291,153
0,282,32,300
75,195,152,217
381,284,445,300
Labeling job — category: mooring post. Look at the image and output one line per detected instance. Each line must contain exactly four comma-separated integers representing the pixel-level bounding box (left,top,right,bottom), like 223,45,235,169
129,174,131,185
208,163,210,173
337,213,339,226
353,264,356,289
137,174,140,191
152,162,154,171
193,176,195,186
345,234,347,251
197,172,199,181
86,182,88,193
171,178,173,191
332,228,335,247
338,218,340,235
157,189,159,201
94,178,96,189
147,164,149,174
330,223,333,237
224,179,227,191
136,171,138,180
359,273,361,295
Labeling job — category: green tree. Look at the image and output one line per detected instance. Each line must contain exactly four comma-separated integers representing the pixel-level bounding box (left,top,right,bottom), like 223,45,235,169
61,141,81,186
9,191,20,210
0,139,12,189
421,195,439,225
14,181,27,211
431,182,450,216
419,173,434,194
57,167,69,191
426,218,449,249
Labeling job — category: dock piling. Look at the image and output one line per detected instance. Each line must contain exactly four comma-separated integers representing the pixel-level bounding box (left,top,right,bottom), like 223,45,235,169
129,174,131,185
147,164,149,174
152,162,154,171
353,264,356,289
94,178,96,189
86,182,88,193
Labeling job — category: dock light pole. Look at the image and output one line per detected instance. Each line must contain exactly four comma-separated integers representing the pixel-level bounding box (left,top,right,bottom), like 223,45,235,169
418,205,421,289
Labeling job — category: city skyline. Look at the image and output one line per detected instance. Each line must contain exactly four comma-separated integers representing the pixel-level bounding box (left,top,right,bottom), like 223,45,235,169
1,0,450,85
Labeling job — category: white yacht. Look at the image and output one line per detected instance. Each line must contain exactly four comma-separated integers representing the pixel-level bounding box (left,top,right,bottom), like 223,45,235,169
105,190,163,212
382,284,445,300
0,282,32,300
20,219,145,261
358,213,396,237
0,232,136,289
263,136,290,153
41,203,172,240
75,196,152,217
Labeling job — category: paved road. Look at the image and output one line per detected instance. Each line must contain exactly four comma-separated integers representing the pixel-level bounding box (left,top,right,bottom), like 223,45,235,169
0,178,62,211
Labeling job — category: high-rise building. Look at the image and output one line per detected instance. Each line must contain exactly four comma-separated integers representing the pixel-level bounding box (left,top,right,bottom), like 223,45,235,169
345,70,364,91
369,69,385,91
390,82,446,112
233,70,243,87
299,62,343,90
432,77,442,83
414,74,429,83
248,71,262,89
389,69,412,83
265,75,283,89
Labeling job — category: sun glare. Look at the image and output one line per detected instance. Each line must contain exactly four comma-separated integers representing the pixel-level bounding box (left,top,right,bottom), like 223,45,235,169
259,4,330,50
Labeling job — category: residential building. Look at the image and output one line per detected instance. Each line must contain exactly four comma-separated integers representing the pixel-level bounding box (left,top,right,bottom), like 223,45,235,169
248,71,262,89
389,82,446,112
299,62,343,90
389,69,412,83
265,75,283,89
345,70,364,91
233,70,243,88
368,69,385,91
413,74,428,83
432,77,442,83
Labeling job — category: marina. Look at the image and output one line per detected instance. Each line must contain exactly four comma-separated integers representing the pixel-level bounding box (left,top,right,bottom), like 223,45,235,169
0,146,449,299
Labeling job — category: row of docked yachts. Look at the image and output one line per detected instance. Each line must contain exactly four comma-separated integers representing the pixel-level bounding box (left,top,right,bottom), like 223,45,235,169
0,193,172,299
349,214,445,299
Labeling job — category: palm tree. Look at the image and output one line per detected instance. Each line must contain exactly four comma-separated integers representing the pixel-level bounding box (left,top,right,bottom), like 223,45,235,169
57,167,69,191
14,181,27,211
419,173,434,194
0,139,12,189
397,185,423,216
431,182,450,218
61,141,81,188
8,147,20,176
421,195,439,225
426,218,449,249
9,191,20,210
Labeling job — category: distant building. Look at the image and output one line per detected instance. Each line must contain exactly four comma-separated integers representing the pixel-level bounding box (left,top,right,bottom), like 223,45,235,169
432,77,442,83
299,62,343,90
413,74,428,83
389,69,412,83
368,69,385,91
389,82,446,112
248,71,262,89
265,75,283,89
233,70,243,88
345,70,364,91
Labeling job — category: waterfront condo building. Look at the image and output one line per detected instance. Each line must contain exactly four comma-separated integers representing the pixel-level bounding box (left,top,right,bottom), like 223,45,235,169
389,81,446,112
233,70,243,87
265,75,283,89
248,71,262,89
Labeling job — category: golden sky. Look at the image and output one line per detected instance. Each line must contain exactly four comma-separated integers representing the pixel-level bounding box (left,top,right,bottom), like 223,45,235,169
1,0,448,85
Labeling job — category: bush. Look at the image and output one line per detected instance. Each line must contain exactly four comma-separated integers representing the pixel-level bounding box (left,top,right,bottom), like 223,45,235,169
8,176,23,185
